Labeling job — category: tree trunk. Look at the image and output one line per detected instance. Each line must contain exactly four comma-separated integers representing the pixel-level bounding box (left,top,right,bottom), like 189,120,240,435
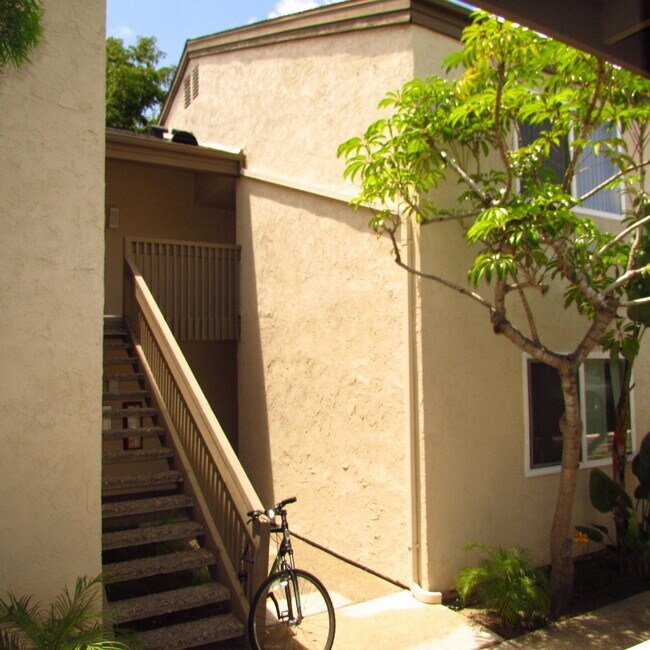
549,364,582,617
612,356,633,546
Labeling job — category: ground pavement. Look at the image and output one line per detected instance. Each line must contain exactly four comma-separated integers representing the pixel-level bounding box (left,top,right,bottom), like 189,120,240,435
291,537,650,649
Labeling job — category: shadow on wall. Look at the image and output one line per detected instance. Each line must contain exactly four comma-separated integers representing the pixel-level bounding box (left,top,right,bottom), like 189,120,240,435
237,184,274,506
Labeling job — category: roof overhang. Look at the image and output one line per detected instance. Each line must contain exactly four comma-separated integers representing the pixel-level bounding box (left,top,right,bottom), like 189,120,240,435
106,129,244,176
475,0,649,79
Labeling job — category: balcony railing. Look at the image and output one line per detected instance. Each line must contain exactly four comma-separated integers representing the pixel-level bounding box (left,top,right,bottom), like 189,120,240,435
126,238,240,341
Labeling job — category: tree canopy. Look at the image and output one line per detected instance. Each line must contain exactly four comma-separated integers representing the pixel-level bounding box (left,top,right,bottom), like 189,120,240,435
106,36,174,132
338,10,650,615
0,0,44,72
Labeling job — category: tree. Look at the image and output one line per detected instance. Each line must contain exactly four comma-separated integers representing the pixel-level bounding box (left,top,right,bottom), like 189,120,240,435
0,0,44,72
106,36,174,132
338,11,650,615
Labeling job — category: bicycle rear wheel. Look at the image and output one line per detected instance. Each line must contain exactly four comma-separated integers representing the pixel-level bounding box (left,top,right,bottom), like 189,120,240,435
248,568,335,650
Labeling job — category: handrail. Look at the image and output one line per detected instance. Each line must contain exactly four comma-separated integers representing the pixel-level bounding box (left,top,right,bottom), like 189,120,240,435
123,254,269,619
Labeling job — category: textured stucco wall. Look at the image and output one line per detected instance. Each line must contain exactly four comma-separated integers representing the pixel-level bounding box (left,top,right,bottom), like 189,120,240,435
413,206,650,591
0,0,105,602
162,22,461,583
165,25,421,194
237,179,411,580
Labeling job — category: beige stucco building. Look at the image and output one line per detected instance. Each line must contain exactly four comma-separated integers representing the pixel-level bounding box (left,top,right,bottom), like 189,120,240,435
0,0,647,615
160,0,650,595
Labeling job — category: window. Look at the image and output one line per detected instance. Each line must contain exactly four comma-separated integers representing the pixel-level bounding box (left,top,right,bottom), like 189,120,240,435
525,356,634,474
519,122,622,217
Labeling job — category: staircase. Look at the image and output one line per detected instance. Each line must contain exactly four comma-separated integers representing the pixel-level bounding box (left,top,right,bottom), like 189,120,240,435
102,319,246,649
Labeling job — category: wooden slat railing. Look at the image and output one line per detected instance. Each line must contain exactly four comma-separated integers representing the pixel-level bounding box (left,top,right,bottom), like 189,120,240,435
123,254,269,621
126,238,240,341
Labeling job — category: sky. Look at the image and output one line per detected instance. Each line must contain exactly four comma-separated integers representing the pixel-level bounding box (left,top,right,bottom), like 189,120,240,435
106,0,347,67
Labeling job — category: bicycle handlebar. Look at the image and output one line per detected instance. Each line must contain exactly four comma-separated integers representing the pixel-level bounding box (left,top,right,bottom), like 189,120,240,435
247,496,297,520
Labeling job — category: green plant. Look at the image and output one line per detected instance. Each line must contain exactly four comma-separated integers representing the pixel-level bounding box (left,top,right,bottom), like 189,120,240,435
577,432,650,576
0,576,128,649
0,0,44,71
455,543,550,628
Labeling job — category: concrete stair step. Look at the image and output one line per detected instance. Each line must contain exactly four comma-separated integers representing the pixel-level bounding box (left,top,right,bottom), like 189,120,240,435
104,356,139,366
102,470,182,492
106,582,230,624
103,372,145,382
103,390,150,401
102,521,203,551
103,548,216,584
103,494,193,519
104,327,128,336
104,407,157,418
104,341,131,350
134,613,245,650
103,427,165,441
103,448,174,464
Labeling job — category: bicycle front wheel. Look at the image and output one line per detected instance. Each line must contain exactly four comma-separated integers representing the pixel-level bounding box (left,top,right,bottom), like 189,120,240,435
248,568,335,650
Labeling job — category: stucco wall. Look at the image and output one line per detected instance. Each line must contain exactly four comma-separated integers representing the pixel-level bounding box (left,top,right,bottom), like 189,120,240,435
165,25,426,194
238,179,411,580
0,0,105,602
104,159,236,315
162,22,461,583
413,210,650,591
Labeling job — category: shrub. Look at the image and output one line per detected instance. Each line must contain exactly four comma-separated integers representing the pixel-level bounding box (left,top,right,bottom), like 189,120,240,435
456,543,550,628
576,432,650,577
0,576,128,649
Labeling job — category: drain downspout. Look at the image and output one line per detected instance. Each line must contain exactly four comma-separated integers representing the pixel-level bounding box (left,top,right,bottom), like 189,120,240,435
405,220,442,605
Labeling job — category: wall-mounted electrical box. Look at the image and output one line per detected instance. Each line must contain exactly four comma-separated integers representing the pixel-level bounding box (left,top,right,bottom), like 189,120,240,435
108,207,119,229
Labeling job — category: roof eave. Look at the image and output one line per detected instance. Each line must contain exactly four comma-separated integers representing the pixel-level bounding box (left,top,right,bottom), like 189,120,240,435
106,129,244,176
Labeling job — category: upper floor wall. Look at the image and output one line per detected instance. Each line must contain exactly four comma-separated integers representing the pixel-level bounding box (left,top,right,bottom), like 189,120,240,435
161,0,466,196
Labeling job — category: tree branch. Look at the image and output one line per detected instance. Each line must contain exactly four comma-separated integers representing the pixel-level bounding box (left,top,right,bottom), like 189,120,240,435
600,266,650,299
578,158,650,205
596,213,650,258
386,229,493,309
620,295,650,307
420,208,483,225
491,281,565,368
493,61,514,202
438,150,492,207
547,236,603,309
516,285,541,344
573,299,619,365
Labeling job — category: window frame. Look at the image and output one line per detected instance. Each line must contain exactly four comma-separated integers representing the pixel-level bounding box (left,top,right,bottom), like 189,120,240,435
522,352,637,477
515,123,625,221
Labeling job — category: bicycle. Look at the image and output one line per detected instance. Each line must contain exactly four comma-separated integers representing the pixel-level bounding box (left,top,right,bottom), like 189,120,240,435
246,496,336,649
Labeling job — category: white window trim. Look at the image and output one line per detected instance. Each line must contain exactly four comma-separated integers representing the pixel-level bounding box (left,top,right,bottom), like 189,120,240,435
522,351,637,477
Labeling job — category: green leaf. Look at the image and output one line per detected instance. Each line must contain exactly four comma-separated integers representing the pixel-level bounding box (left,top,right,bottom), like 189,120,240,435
589,468,632,513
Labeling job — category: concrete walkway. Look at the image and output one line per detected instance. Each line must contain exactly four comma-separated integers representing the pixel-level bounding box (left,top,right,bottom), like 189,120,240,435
292,537,650,649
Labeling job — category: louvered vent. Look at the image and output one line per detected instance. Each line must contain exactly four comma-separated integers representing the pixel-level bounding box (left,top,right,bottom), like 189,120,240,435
192,65,199,100
184,75,191,108
183,66,199,109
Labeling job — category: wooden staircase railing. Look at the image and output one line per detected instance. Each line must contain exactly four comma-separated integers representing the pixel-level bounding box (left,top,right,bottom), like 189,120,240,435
123,251,269,621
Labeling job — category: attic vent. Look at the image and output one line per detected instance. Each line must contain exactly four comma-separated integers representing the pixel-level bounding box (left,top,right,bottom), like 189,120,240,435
184,76,191,108
183,66,199,109
192,66,199,99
